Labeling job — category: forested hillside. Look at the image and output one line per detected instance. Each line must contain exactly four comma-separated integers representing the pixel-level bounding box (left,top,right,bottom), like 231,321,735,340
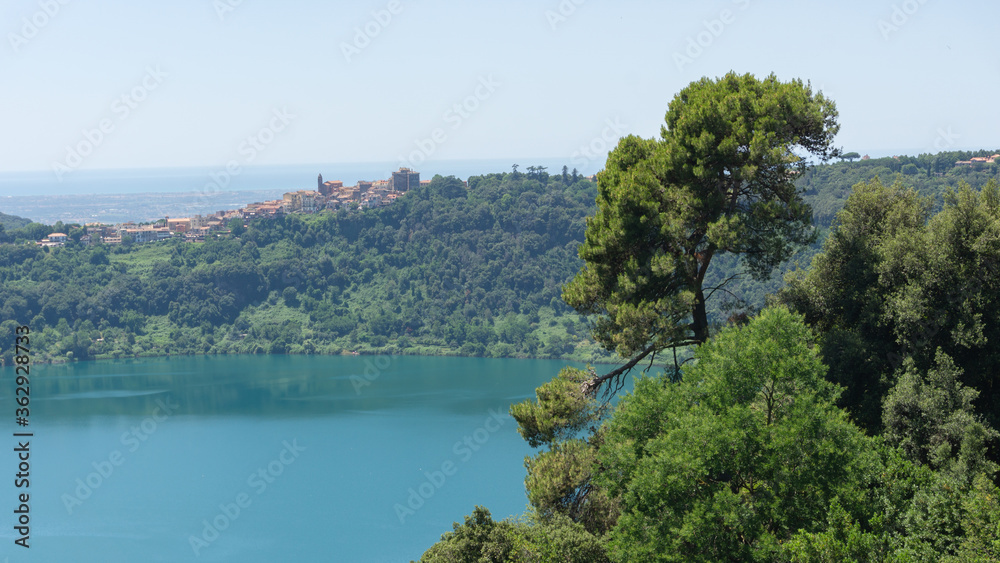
803,150,1000,225
2,152,998,366
0,172,616,365
0,211,31,231
703,150,1000,324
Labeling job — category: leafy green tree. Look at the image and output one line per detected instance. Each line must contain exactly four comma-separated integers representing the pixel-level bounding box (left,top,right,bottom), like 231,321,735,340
781,176,931,430
512,367,605,448
785,178,1000,434
782,498,890,562
416,506,608,563
89,247,110,265
495,314,530,346
228,217,246,236
595,306,866,561
564,73,840,392
521,512,609,563
20,222,52,242
888,180,1000,429
948,473,1000,562
282,286,299,307
883,350,999,480
417,506,528,562
0,319,21,365
841,151,861,162
511,367,617,535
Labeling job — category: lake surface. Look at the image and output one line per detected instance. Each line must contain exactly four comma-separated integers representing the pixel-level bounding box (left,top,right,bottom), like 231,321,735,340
0,354,593,562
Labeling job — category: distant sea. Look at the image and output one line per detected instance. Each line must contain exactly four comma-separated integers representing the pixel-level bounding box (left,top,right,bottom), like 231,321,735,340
0,158,586,197
0,158,587,224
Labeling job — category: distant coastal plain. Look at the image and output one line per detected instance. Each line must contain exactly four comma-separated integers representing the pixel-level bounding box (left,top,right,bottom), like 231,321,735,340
1,189,291,225
0,159,583,224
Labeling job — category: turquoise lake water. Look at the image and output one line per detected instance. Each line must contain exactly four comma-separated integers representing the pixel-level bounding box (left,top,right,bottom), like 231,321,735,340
0,354,596,562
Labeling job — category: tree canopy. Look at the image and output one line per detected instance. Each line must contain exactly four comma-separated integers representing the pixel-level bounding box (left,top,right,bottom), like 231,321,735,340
783,177,1000,433
595,306,864,561
563,72,840,393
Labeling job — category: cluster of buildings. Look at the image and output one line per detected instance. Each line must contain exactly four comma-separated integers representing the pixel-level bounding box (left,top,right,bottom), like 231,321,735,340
36,168,423,247
37,214,233,247
240,167,423,220
955,154,1000,166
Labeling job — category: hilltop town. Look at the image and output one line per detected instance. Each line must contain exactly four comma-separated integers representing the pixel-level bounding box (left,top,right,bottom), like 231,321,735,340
36,167,425,247
29,151,999,248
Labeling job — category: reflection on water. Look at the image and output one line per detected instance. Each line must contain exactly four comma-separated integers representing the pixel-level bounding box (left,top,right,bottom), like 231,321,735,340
11,354,577,419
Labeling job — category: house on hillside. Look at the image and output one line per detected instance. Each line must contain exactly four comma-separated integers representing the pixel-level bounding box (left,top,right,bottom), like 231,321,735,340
119,227,170,244
955,154,999,166
242,202,285,220
36,232,67,247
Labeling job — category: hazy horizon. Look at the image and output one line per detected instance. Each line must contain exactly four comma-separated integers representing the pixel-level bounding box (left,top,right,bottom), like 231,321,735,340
6,145,989,199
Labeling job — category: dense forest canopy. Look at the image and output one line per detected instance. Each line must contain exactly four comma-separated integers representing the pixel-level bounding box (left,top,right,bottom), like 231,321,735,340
803,149,1000,226
700,149,1000,337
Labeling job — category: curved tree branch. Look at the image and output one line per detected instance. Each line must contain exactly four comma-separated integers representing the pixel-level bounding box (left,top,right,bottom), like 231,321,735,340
703,272,749,302
583,339,698,398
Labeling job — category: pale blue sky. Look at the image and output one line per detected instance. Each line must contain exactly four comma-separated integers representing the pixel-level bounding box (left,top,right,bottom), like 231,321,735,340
1,0,996,175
